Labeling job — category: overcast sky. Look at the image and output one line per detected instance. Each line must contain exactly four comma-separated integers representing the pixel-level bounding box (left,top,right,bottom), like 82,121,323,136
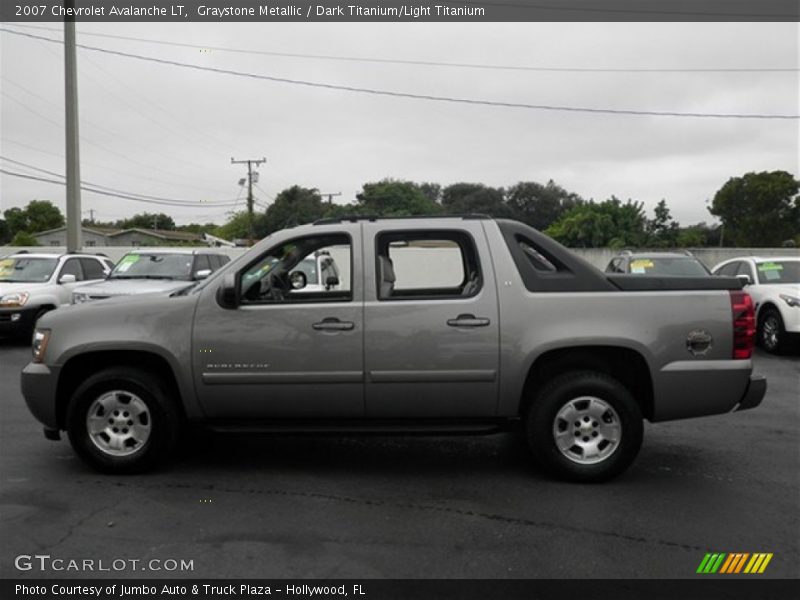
1,22,797,227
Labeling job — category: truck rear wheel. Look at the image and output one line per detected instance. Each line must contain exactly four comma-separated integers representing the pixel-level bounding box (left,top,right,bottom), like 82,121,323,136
524,371,643,482
66,367,180,473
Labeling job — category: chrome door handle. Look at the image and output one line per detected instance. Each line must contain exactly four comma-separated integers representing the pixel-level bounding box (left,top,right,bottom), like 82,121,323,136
447,314,490,327
312,318,355,331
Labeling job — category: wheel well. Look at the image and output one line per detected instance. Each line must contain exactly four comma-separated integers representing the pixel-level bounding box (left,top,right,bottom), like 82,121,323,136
758,302,780,321
55,350,184,429
520,346,654,421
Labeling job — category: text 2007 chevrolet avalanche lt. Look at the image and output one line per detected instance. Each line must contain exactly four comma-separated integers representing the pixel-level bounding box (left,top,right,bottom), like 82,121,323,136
21,216,766,481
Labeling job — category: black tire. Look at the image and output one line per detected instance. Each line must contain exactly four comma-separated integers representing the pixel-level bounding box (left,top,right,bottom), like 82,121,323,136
66,367,181,474
524,371,643,483
758,308,787,354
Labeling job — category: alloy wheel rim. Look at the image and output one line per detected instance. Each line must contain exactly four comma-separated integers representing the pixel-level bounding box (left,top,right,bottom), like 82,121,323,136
86,390,151,457
762,317,779,350
553,396,622,465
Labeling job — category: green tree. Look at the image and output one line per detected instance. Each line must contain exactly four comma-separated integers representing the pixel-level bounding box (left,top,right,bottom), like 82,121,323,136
4,207,28,235
177,222,220,234
9,231,39,246
116,212,176,231
646,199,680,247
355,179,441,216
441,183,511,217
677,225,708,247
505,180,584,230
545,197,647,248
0,219,10,245
3,200,64,235
264,186,328,233
709,171,800,246
214,210,268,242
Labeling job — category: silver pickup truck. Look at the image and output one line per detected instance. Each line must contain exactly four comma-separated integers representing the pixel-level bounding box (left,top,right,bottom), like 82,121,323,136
21,216,766,481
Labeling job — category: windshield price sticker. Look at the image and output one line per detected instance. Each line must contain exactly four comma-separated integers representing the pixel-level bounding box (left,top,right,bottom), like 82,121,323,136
758,263,783,271
116,255,140,272
0,259,14,276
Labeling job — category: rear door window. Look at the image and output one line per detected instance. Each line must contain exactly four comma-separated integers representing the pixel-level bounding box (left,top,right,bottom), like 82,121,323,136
375,230,481,300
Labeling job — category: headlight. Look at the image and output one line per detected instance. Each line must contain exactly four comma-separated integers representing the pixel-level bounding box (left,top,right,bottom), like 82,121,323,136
779,294,800,308
72,292,90,304
32,329,51,363
0,291,29,307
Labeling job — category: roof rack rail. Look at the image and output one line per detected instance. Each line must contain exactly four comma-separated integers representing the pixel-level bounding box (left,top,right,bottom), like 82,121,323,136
313,213,492,225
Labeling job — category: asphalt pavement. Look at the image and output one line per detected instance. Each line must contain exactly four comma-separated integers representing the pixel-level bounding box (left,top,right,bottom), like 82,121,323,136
0,338,797,579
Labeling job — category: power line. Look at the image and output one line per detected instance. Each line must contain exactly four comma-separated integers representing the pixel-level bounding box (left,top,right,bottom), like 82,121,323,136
0,137,233,195
3,27,797,120
22,30,233,159
1,82,230,193
1,156,240,205
1,168,242,207
6,23,797,73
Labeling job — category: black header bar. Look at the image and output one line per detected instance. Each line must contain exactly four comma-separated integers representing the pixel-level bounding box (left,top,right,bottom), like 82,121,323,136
2,0,799,22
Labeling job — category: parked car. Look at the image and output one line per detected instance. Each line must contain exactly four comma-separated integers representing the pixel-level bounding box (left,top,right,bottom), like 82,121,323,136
22,216,764,482
290,251,342,292
606,251,710,276
0,252,114,336
71,249,230,304
712,256,800,353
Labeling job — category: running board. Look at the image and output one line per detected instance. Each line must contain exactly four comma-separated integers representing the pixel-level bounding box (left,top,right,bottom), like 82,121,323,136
202,418,516,436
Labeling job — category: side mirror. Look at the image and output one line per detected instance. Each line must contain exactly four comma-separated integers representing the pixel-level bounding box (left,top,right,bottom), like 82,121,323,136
736,274,751,286
195,269,212,280
59,274,77,284
216,272,239,309
325,275,339,289
289,271,307,290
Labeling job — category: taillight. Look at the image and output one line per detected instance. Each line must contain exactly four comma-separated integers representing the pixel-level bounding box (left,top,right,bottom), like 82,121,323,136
730,290,755,359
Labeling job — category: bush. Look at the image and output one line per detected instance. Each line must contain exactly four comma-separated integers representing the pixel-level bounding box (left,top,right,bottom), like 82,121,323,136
9,231,39,246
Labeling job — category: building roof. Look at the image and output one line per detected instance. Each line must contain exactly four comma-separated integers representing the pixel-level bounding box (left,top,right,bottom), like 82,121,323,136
107,228,203,241
32,225,210,243
33,225,122,237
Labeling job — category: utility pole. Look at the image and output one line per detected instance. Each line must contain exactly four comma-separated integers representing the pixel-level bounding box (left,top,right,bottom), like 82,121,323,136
64,0,82,252
320,192,342,204
152,215,158,231
231,156,266,245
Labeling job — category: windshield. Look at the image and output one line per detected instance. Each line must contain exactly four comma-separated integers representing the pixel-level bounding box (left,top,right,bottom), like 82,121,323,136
629,257,709,276
756,261,800,284
0,257,58,283
110,253,193,280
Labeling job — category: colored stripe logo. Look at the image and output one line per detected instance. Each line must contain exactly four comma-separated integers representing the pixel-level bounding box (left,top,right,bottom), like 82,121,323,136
697,552,773,574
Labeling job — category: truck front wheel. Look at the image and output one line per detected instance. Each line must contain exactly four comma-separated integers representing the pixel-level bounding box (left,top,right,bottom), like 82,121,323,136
66,367,181,473
525,371,643,482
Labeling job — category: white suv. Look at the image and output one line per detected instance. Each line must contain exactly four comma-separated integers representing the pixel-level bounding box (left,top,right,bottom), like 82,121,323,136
712,256,800,353
0,252,114,337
